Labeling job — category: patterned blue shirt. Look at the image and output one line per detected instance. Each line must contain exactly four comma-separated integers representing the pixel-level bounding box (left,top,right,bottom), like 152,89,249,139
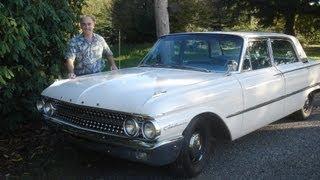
65,33,113,76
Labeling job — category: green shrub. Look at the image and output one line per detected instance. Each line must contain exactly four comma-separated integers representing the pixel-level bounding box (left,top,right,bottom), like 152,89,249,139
0,0,85,132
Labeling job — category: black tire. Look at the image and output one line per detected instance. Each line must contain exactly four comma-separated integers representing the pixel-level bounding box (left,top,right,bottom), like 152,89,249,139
171,117,211,177
293,94,314,120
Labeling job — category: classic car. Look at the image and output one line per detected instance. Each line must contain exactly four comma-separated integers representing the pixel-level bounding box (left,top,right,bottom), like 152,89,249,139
36,32,320,177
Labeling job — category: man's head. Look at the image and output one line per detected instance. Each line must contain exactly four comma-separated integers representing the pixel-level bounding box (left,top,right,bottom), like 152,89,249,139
80,15,95,37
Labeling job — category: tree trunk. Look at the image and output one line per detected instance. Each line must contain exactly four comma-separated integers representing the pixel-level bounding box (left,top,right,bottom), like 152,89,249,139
154,0,170,38
284,11,297,36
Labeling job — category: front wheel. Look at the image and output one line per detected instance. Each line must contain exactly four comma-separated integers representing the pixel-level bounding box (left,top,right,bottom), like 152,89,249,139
171,118,211,177
293,94,314,120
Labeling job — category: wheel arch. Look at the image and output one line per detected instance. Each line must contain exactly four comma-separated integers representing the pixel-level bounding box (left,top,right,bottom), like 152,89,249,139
309,88,320,98
183,112,232,141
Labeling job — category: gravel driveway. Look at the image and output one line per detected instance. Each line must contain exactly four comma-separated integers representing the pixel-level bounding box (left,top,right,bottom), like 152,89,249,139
23,97,320,179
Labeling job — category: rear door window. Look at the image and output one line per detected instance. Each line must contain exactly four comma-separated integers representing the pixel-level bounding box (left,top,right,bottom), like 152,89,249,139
271,40,298,65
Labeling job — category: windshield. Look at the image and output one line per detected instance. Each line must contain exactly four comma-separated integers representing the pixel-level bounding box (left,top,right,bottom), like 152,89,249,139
140,34,243,72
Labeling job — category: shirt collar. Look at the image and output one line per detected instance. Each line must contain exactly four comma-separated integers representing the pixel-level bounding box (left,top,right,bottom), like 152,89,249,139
80,33,96,43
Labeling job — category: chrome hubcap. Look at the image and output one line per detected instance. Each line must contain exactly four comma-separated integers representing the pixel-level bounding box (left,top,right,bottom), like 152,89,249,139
189,133,203,163
303,98,311,113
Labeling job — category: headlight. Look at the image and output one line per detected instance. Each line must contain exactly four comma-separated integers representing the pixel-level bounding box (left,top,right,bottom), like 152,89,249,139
43,102,55,116
142,121,160,140
123,119,140,137
36,99,45,112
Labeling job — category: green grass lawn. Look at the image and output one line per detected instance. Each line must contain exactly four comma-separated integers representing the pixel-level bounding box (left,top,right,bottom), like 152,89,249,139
305,45,320,60
110,43,320,70
110,43,152,68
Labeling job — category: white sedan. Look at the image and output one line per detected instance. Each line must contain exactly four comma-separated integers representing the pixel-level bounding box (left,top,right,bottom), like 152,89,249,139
36,32,320,177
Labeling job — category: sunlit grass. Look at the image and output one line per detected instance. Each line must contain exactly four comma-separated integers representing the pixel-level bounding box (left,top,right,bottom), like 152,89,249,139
110,43,152,68
305,45,320,61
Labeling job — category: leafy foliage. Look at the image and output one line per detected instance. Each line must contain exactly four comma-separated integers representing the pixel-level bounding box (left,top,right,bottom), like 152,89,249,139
242,0,320,36
111,0,156,43
168,0,320,43
296,15,320,44
0,0,85,131
169,0,214,32
168,0,253,32
168,0,253,33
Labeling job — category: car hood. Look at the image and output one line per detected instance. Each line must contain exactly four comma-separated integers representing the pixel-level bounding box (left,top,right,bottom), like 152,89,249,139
42,67,223,114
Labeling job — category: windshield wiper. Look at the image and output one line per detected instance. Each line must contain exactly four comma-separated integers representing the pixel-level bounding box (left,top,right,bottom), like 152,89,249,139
178,65,212,73
141,63,174,68
139,64,151,67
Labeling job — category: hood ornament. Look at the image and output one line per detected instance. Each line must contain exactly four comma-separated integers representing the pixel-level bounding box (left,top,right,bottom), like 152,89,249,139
152,90,167,98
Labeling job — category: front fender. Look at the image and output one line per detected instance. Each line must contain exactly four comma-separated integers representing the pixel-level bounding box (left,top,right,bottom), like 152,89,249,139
146,75,244,142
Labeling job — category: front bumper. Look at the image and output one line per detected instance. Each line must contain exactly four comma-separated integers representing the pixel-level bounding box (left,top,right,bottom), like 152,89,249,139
44,115,183,166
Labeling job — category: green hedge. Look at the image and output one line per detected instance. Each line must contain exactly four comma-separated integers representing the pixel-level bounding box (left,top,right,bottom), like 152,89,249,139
0,0,85,131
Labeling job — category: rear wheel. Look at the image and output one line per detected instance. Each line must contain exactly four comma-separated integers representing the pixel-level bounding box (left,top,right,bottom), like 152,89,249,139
171,118,211,177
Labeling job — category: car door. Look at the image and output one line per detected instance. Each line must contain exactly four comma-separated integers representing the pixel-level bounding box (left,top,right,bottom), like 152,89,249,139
234,38,286,133
270,38,310,115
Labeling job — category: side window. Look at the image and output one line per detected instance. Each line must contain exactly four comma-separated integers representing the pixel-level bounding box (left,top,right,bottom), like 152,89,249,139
245,40,271,70
242,58,251,71
271,40,298,65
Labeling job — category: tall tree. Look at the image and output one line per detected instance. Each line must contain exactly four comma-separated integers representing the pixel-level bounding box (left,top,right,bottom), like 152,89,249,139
154,0,170,37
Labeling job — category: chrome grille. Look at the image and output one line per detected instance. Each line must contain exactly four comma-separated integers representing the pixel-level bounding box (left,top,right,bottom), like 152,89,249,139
51,100,132,136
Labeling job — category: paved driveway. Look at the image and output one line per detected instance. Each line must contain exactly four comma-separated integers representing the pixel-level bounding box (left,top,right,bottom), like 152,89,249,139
36,98,320,179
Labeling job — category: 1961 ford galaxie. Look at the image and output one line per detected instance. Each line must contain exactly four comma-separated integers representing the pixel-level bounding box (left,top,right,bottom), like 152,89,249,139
36,32,320,177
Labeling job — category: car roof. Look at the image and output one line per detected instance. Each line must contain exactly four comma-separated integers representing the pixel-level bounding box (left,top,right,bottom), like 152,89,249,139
163,31,294,39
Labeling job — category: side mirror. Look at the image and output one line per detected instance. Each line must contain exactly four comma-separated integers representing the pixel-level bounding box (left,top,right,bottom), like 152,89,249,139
301,58,308,63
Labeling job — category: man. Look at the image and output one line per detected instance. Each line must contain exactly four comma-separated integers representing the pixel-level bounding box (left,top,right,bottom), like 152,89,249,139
65,15,118,79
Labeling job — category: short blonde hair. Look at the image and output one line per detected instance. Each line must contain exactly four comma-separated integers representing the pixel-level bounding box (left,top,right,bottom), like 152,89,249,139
80,15,96,23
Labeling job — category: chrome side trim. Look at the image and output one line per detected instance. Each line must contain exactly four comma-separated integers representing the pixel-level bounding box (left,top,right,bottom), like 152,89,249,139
226,82,320,118
273,73,283,76
280,63,320,74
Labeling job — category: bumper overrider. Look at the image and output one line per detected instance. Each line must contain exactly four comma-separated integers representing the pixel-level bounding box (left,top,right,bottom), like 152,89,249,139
37,98,184,166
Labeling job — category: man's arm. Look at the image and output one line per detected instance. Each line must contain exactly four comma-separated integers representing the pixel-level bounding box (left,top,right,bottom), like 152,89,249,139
107,56,118,70
65,36,78,78
65,59,76,78
101,38,118,70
